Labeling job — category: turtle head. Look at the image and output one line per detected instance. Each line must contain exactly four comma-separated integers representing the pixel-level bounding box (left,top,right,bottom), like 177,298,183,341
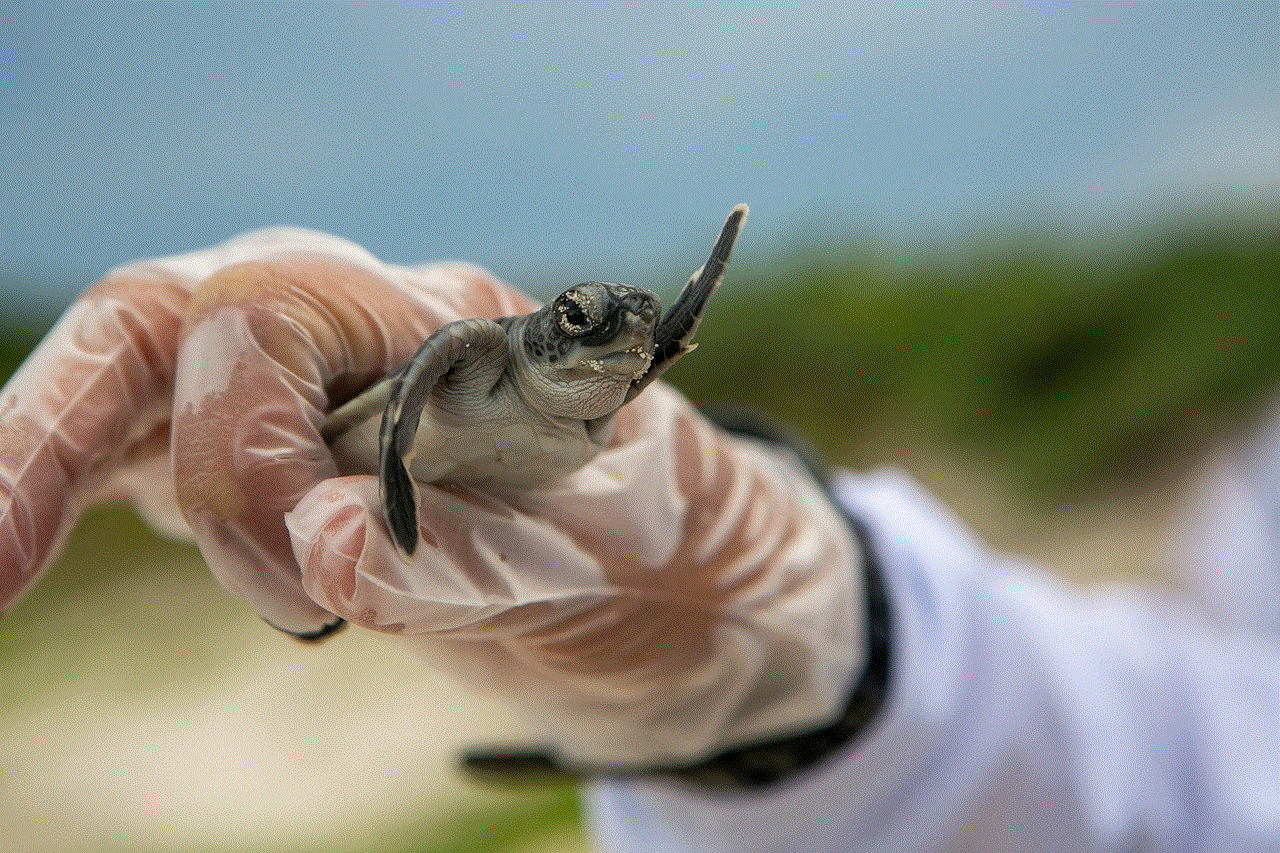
512,281,659,420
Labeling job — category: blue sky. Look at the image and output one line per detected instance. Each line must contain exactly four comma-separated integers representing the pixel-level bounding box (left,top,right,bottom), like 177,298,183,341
2,2,1277,326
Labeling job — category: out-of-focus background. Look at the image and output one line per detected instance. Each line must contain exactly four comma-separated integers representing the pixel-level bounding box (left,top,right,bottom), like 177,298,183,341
2,3,1277,851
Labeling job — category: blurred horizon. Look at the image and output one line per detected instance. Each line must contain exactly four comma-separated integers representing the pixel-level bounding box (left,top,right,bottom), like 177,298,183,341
3,1,1278,329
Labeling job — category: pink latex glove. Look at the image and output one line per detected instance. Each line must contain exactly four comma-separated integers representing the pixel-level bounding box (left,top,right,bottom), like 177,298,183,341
0,228,863,767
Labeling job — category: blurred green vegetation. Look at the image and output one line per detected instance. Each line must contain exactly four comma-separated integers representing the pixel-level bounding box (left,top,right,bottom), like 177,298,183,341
668,212,1280,500
0,325,34,383
374,786,583,853
3,211,1277,505
101,786,584,853
0,504,209,709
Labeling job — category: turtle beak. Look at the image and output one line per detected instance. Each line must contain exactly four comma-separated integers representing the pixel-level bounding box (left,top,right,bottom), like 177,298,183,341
625,294,659,340
602,301,657,376
618,293,659,355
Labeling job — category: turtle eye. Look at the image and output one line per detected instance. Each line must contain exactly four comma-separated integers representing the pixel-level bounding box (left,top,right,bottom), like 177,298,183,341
559,304,589,333
554,288,603,337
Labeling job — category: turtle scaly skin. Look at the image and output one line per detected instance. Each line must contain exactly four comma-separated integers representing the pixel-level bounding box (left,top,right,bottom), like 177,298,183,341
322,205,747,555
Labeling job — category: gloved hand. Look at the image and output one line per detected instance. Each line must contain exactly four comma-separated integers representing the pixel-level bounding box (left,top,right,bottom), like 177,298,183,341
0,228,864,770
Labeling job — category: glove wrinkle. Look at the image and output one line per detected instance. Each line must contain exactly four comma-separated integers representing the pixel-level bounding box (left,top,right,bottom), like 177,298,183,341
289,381,862,767
0,274,187,613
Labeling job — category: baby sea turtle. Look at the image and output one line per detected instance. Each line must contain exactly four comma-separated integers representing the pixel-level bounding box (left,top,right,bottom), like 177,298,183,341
321,205,746,557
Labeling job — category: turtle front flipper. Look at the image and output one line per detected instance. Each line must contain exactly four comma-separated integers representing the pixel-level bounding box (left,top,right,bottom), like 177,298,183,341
624,204,747,404
380,318,509,557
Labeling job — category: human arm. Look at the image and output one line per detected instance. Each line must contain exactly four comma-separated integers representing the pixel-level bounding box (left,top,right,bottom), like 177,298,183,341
588,469,1280,853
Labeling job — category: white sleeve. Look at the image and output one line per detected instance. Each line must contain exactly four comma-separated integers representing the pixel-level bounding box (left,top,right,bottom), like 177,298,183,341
1177,399,1280,634
585,469,1280,853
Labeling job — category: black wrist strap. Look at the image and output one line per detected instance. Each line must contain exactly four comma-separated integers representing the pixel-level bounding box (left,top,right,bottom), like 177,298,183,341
461,409,894,792
635,513,891,790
